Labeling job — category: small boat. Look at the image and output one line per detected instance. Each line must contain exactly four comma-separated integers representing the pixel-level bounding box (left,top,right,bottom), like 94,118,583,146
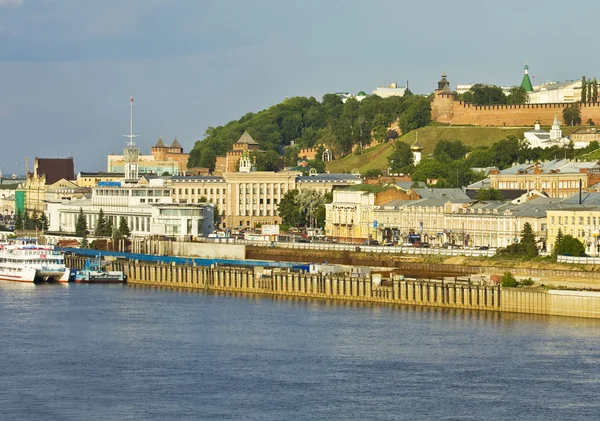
0,238,70,283
71,256,126,283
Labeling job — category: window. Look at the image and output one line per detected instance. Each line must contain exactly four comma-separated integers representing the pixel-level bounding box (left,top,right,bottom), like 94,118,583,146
588,217,591,225
579,217,584,225
551,216,555,224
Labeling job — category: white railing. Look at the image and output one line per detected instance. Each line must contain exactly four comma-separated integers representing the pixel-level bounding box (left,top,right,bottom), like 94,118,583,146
558,255,600,264
197,237,497,257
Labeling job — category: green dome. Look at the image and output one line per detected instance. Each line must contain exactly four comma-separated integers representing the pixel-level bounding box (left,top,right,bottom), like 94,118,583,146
357,91,367,96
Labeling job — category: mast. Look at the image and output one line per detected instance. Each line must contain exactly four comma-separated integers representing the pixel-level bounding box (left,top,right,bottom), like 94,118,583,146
123,97,140,183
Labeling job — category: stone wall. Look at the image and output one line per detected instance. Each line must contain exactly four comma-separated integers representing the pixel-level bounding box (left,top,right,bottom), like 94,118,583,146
120,261,600,319
432,93,600,127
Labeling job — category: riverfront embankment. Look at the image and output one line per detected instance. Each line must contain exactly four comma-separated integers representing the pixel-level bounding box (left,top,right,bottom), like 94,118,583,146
65,255,600,319
248,247,600,290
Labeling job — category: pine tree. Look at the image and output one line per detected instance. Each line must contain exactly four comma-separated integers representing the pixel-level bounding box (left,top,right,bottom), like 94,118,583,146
593,78,598,103
520,222,538,257
81,235,89,249
553,228,564,257
581,76,587,103
14,209,23,230
75,208,87,236
39,213,49,232
118,216,130,237
94,208,106,236
104,216,114,237
588,82,593,104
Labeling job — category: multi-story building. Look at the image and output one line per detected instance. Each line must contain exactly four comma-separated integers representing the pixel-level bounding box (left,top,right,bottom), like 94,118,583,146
546,207,600,255
107,136,189,176
372,82,408,98
46,178,214,238
76,172,128,188
485,159,600,198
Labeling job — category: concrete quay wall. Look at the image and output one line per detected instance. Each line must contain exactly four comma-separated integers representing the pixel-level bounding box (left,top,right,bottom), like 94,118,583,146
121,262,600,319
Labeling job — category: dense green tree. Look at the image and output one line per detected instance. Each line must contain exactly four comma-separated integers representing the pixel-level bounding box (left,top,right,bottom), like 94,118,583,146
314,191,333,228
474,188,504,201
305,159,325,174
199,149,217,173
581,76,587,103
433,139,470,162
14,209,23,230
363,169,383,178
593,78,598,102
118,216,131,238
468,84,507,105
387,141,413,173
284,146,299,167
501,272,518,288
563,104,582,126
278,190,303,227
506,86,527,104
520,222,538,258
94,209,107,236
213,205,221,228
398,96,431,133
588,81,593,104
554,234,586,257
552,229,564,257
253,150,282,172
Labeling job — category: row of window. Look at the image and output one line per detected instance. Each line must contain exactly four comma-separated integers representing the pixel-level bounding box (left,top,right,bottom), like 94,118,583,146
551,216,600,226
238,198,279,205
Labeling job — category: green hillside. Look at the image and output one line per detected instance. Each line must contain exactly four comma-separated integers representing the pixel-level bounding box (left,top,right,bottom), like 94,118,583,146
326,125,582,174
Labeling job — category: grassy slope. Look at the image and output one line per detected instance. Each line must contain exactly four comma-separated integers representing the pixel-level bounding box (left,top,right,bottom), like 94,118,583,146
325,125,584,174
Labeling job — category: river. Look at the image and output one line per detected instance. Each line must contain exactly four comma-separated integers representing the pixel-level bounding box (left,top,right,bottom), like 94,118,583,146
1,282,599,420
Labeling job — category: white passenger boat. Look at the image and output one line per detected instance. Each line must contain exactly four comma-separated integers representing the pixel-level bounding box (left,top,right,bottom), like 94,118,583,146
0,239,69,283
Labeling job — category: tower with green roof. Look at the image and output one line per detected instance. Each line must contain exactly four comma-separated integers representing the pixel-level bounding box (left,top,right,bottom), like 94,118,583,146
520,64,533,93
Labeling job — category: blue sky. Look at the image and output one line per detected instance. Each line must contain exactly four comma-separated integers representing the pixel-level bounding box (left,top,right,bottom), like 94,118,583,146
1,0,598,175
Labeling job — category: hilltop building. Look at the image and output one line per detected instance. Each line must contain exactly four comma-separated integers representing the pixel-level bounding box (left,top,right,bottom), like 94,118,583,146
213,131,261,175
523,116,571,149
372,82,408,98
107,136,189,176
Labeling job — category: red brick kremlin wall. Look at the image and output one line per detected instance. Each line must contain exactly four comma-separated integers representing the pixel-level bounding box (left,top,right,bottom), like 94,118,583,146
432,93,600,126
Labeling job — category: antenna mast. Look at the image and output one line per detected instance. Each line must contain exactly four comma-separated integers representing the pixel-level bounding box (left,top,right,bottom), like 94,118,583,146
123,96,139,146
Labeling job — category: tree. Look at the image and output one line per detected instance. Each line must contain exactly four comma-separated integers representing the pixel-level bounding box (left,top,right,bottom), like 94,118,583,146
554,234,586,257
520,222,538,258
563,104,582,126
38,213,49,231
581,76,587,103
104,216,114,237
474,188,504,201
75,208,87,236
14,209,23,230
213,205,221,228
398,96,431,133
278,189,303,227
388,141,413,173
506,86,527,104
433,140,470,162
295,189,327,228
468,84,507,105
284,146,299,167
253,150,282,172
199,149,217,173
94,209,107,236
118,216,131,237
588,81,592,104
501,272,518,288
593,78,598,103
552,228,564,257
364,169,383,178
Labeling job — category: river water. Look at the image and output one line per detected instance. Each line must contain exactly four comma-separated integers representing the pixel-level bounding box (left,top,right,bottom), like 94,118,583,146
1,283,599,421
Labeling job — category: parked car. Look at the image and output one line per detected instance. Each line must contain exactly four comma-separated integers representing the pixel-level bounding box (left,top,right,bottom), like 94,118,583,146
417,242,430,248
442,243,461,249
295,238,311,243
478,246,490,250
384,241,395,247
363,239,380,245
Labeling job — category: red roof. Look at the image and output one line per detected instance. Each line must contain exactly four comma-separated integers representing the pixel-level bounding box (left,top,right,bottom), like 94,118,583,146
35,158,75,184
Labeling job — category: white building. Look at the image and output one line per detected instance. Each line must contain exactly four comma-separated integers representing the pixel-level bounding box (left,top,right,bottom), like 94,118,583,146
528,80,581,104
46,178,214,238
372,82,407,98
524,115,572,149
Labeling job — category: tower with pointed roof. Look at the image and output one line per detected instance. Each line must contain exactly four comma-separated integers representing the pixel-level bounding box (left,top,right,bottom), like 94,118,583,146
520,64,533,93
550,114,562,140
411,136,423,165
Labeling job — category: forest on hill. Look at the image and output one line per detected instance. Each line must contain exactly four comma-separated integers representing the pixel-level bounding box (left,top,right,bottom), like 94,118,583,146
187,93,431,172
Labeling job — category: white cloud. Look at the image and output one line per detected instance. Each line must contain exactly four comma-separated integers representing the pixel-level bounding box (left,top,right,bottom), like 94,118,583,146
0,0,23,6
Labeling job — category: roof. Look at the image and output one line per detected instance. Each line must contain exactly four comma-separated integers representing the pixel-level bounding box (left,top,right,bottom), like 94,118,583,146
170,175,225,182
35,158,75,184
412,188,470,201
521,65,533,92
560,192,600,206
497,159,600,176
170,138,182,149
236,131,259,145
411,139,423,150
296,174,361,183
154,136,166,148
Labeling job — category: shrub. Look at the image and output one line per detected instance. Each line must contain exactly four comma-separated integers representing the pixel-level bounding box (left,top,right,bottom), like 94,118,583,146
501,272,517,287
519,278,535,287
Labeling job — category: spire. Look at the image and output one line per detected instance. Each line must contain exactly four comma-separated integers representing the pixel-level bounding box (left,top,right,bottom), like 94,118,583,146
521,63,533,92
154,135,166,148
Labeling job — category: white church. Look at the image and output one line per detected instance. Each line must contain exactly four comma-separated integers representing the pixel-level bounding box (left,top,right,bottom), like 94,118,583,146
523,115,581,149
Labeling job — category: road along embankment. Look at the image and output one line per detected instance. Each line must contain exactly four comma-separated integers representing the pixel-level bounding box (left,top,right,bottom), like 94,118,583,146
247,247,600,290
118,261,600,319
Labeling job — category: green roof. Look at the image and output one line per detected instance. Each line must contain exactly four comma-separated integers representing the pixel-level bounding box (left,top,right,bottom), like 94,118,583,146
344,184,391,193
357,91,367,96
520,65,533,92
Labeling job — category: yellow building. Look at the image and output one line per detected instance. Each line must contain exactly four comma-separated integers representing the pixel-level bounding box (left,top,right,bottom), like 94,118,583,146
547,208,600,255
108,136,189,176
76,172,126,188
